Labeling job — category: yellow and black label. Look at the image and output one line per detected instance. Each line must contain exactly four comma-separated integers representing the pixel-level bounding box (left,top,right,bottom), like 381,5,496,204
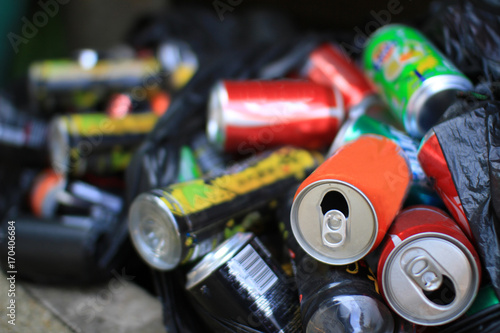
62,112,158,137
159,147,321,216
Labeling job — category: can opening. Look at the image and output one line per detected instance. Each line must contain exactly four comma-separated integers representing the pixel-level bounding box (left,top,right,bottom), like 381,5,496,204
321,191,349,218
423,275,456,306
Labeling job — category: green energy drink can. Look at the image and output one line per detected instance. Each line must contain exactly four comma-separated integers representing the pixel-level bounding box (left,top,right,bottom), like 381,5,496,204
128,147,322,271
48,112,158,176
363,24,472,138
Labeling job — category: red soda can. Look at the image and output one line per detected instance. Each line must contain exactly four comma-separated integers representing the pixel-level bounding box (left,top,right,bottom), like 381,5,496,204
291,135,411,265
377,205,481,326
417,130,473,240
206,80,344,153
301,43,380,117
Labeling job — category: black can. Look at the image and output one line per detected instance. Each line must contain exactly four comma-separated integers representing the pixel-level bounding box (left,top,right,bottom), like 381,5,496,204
185,232,302,333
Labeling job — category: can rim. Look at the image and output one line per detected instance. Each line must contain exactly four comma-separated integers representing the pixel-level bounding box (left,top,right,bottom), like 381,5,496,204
381,232,480,326
128,192,182,271
406,75,472,138
290,179,378,265
206,81,227,150
185,232,253,290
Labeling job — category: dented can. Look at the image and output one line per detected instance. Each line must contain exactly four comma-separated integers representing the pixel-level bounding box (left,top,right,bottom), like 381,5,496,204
207,80,344,153
302,43,382,118
48,112,158,176
363,24,472,138
128,147,322,271
377,205,481,326
291,135,411,265
186,232,302,333
417,130,473,240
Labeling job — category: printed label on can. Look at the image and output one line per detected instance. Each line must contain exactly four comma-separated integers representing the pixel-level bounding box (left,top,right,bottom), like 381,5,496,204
227,244,278,296
363,25,468,122
161,148,317,216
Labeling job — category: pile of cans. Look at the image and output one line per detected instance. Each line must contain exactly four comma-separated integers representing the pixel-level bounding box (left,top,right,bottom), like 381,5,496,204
1,18,499,332
126,24,498,332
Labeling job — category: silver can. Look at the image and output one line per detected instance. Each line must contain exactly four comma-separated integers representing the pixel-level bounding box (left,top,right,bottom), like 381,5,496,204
377,206,481,326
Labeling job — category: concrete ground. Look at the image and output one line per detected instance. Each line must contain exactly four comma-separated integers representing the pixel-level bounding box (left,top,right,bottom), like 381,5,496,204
0,271,72,333
0,270,165,333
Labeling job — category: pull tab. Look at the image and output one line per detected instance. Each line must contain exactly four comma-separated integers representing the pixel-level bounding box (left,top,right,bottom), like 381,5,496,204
404,254,443,292
322,209,347,248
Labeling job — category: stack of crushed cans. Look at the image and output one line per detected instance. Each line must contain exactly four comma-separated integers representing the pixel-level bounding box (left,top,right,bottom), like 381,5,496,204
1,9,500,333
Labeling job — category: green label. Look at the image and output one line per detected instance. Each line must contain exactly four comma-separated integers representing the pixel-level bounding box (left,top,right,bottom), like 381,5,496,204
363,24,467,122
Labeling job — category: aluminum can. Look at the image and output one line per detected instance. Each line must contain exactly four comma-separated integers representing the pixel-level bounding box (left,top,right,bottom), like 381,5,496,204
48,112,158,176
128,147,322,271
207,80,344,153
329,114,441,206
377,205,481,326
279,189,395,333
291,135,411,265
29,56,163,112
363,24,473,138
417,130,473,239
302,42,382,118
30,168,124,218
186,232,302,333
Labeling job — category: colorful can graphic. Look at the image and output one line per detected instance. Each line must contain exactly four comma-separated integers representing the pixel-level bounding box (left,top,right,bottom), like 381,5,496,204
291,135,411,265
417,130,473,240
29,57,164,112
377,205,481,326
363,24,473,138
207,80,344,153
128,147,322,270
329,114,441,206
48,112,158,176
302,43,382,117
186,232,302,333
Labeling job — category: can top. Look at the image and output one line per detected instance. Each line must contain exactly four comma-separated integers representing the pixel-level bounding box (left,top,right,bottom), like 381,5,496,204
128,192,182,271
406,75,472,138
185,232,253,290
382,233,480,326
206,81,227,150
291,180,377,265
48,117,70,175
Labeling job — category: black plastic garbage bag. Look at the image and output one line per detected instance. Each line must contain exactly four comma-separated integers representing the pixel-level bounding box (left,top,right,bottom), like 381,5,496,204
427,0,500,82
433,100,500,298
